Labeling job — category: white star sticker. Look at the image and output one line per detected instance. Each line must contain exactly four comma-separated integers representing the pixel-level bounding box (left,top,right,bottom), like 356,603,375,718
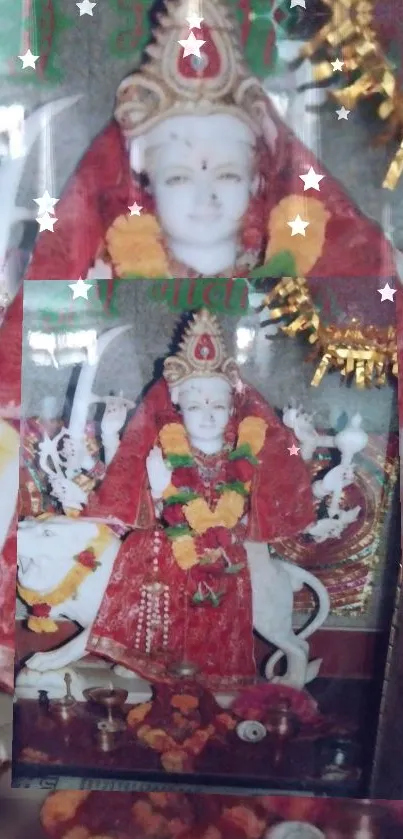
128,202,143,216
288,444,301,456
36,212,57,233
378,283,396,302
186,14,204,29
18,49,39,69
178,31,206,58
287,215,309,237
33,190,58,216
336,106,350,120
331,58,344,72
76,0,96,16
290,0,306,8
299,167,324,192
69,279,93,300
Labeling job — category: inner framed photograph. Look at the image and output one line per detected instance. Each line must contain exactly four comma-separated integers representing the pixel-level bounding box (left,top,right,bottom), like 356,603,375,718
12,276,400,796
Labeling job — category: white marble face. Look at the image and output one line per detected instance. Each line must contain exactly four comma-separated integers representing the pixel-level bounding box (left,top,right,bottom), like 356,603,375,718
173,375,233,453
132,114,256,274
17,518,99,592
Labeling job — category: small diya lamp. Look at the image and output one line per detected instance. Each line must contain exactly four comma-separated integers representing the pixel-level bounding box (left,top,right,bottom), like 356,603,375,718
84,684,128,733
265,699,300,765
84,684,128,753
51,674,78,723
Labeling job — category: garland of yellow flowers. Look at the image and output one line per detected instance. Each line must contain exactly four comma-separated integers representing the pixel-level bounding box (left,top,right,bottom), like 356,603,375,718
159,417,267,571
259,276,397,388
18,524,114,633
302,0,403,188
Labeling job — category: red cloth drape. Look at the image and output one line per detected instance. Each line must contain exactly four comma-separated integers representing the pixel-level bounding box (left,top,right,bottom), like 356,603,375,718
24,100,397,284
84,376,315,684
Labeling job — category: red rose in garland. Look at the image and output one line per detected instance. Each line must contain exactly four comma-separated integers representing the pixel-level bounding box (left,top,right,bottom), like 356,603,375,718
227,458,255,484
163,503,186,527
77,549,97,570
31,603,51,619
198,527,233,552
171,466,203,493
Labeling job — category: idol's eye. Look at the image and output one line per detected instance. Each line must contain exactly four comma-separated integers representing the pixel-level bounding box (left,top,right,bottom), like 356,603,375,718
217,172,242,182
187,405,201,412
213,405,226,410
236,720,267,743
165,174,190,186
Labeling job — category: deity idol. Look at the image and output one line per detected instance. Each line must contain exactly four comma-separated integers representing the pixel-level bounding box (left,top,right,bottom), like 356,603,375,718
24,0,398,282
75,309,317,688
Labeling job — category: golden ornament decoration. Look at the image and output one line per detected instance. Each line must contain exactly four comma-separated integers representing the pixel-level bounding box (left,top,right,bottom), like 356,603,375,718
302,0,403,189
259,276,397,388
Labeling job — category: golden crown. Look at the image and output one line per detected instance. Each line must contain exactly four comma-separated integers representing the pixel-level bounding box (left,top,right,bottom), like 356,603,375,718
114,0,268,138
163,309,238,388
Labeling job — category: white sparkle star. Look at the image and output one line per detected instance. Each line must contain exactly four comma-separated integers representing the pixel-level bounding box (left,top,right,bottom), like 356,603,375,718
128,202,143,217
178,31,206,58
290,0,306,8
287,215,309,237
69,278,93,300
288,444,301,456
336,106,350,120
378,283,396,302
76,0,96,16
36,212,57,232
331,58,344,72
33,190,58,216
299,167,324,192
186,14,204,29
18,49,40,69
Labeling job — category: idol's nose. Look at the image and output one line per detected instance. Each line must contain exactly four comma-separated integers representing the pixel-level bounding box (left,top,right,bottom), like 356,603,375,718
195,178,219,211
202,408,215,425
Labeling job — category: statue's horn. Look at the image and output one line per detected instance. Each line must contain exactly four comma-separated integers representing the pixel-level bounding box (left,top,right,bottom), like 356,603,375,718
0,95,82,295
68,324,133,440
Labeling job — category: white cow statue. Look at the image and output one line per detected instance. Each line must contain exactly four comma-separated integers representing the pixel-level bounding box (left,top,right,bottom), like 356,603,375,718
17,515,329,691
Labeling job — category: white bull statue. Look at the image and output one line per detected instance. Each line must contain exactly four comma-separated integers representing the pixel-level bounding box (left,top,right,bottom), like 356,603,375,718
17,515,330,690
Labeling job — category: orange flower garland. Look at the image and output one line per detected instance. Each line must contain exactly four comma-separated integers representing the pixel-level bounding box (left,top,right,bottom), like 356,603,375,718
159,417,267,571
17,525,115,632
105,213,170,278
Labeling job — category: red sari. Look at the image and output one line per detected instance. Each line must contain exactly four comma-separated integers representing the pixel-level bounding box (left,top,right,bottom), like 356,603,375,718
84,378,315,688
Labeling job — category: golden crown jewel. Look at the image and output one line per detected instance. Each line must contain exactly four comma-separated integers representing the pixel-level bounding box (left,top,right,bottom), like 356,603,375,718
163,309,238,387
114,0,267,138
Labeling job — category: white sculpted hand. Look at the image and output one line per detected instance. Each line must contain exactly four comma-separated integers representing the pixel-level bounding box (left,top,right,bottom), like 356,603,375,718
101,400,129,438
146,445,173,498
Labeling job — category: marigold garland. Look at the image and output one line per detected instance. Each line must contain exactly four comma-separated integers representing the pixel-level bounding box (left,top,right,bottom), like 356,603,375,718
104,195,329,280
259,275,397,388
158,417,267,570
127,693,223,774
106,213,171,278
18,524,114,633
265,196,330,275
